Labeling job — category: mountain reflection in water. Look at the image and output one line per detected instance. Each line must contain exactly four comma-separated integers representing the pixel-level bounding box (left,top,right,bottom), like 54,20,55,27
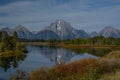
39,46,97,64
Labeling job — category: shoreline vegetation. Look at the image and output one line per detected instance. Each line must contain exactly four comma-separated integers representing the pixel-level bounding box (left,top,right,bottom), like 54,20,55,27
22,36,120,50
0,31,27,57
0,31,28,71
23,41,120,48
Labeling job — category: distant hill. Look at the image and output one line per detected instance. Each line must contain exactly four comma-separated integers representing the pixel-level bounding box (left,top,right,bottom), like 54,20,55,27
99,26,120,38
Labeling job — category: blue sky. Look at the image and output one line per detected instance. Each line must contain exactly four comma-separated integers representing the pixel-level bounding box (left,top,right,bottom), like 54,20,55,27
0,0,120,32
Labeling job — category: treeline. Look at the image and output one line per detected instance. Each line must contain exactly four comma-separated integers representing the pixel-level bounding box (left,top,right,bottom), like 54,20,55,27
20,36,120,45
53,36,120,45
0,31,27,53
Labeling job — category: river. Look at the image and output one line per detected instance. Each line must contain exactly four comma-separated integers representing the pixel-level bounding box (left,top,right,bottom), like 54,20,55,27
0,45,110,80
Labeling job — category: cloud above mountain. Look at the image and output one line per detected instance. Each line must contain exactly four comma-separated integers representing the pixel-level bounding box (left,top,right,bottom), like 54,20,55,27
0,0,120,32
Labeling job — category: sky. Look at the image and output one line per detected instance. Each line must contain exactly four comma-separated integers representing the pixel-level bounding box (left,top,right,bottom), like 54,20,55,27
0,0,120,32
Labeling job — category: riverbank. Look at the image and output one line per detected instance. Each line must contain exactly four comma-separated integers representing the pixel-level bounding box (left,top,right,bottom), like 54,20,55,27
27,51,120,80
22,42,120,57
10,50,120,80
56,43,120,49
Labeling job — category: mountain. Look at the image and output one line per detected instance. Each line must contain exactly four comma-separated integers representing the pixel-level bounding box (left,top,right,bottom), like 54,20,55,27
1,20,120,40
32,31,38,34
44,19,89,39
99,26,120,38
75,30,89,38
1,27,13,36
90,31,99,37
0,20,89,40
13,25,35,39
35,30,60,40
1,25,34,39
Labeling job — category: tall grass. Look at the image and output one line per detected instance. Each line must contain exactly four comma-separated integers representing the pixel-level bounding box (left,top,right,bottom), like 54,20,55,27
28,59,120,80
99,71,120,80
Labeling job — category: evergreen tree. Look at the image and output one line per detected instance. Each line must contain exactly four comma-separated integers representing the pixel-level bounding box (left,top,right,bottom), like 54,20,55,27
0,31,9,51
12,31,18,48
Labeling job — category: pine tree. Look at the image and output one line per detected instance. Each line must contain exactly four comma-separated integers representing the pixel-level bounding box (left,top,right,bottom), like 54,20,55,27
0,31,9,51
12,31,18,48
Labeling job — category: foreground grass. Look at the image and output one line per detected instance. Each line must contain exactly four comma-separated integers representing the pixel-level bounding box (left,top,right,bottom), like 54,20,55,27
99,71,120,80
10,50,120,80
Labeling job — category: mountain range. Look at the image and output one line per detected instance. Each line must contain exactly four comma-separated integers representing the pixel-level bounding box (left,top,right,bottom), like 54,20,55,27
0,19,120,40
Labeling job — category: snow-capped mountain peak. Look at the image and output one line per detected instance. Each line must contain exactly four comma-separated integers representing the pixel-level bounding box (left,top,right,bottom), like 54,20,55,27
45,19,89,39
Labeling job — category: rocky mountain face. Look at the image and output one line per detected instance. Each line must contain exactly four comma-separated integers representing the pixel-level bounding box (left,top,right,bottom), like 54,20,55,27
0,20,120,40
44,19,89,39
99,26,120,38
35,30,60,40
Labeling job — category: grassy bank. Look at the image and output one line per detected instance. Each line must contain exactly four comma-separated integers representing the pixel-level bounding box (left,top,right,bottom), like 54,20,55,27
21,42,120,49
100,71,120,80
52,42,120,49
